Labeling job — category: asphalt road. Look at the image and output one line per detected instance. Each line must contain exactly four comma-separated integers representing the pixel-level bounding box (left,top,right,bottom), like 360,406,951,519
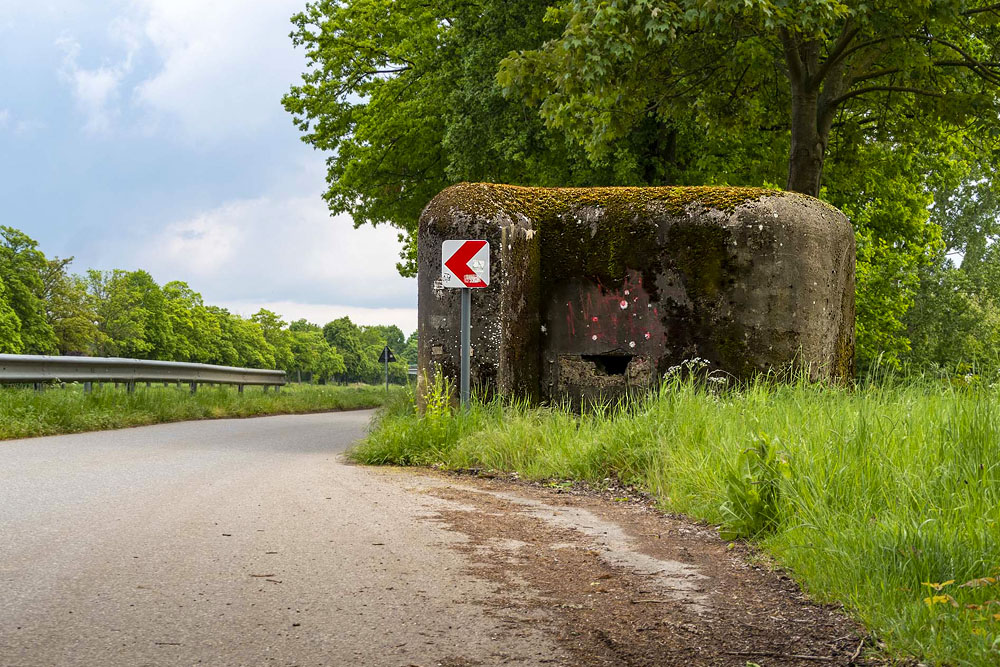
0,412,559,667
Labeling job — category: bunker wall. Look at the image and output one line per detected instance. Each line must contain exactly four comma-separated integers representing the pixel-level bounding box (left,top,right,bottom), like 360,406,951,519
418,183,855,406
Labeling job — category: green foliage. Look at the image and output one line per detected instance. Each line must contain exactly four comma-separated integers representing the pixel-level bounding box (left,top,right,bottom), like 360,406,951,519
40,258,98,356
499,1,1000,193
719,433,791,541
401,331,418,365
0,383,393,440
355,377,1000,663
0,276,24,353
0,226,57,353
86,269,170,359
283,0,619,274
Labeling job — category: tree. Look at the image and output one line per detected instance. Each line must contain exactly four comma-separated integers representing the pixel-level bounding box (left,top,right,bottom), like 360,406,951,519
401,331,418,365
162,281,217,363
0,227,57,353
0,276,24,354
39,257,99,355
322,317,367,380
86,269,170,359
284,0,1000,373
500,1,1000,197
284,0,621,274
252,309,294,370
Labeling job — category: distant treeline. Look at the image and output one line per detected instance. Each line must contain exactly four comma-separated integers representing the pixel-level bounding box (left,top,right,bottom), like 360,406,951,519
0,226,415,384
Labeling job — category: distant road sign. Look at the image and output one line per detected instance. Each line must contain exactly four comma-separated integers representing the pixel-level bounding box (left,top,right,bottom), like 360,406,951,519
442,240,490,288
378,346,396,363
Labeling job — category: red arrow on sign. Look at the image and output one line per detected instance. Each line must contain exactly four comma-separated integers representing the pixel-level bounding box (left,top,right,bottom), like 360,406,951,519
444,240,488,287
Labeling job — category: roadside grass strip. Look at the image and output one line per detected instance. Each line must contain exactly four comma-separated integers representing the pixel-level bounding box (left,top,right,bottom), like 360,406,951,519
353,375,1000,665
0,383,397,440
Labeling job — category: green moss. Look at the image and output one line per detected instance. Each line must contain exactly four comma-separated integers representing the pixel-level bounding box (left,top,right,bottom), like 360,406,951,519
665,223,732,300
434,182,782,218
426,182,788,227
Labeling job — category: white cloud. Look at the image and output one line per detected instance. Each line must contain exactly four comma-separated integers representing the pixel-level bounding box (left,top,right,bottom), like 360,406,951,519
141,192,416,310
57,30,135,135
133,0,304,141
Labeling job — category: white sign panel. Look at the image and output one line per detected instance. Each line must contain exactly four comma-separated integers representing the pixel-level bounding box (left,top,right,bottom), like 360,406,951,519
441,240,490,288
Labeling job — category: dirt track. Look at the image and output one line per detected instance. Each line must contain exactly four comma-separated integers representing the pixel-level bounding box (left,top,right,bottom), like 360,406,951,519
386,468,867,666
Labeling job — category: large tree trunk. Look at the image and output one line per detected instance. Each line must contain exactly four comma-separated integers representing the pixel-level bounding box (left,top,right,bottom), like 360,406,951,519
781,31,841,199
786,90,825,197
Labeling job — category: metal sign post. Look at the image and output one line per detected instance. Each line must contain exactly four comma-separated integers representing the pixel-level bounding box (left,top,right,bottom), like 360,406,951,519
460,287,471,406
441,240,490,408
378,345,396,392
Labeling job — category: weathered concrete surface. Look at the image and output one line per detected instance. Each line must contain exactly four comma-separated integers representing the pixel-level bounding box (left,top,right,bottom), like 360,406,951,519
418,183,855,404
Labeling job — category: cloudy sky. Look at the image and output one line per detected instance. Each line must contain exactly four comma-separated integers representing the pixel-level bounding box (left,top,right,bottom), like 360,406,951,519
0,0,417,333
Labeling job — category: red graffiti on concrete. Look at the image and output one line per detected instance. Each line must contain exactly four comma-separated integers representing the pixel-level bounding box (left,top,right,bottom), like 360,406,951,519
565,271,663,348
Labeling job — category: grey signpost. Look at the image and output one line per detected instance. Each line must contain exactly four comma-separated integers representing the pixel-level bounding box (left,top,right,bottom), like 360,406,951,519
460,288,471,405
378,345,396,392
441,240,490,407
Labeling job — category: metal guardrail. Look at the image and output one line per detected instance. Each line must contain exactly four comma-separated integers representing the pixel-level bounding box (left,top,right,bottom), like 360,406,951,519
0,355,285,393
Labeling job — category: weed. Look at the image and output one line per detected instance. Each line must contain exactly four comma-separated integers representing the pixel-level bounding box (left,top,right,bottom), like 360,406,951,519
719,433,791,540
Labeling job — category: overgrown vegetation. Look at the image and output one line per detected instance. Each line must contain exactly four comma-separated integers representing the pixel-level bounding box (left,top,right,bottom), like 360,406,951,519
354,373,1000,664
0,383,395,440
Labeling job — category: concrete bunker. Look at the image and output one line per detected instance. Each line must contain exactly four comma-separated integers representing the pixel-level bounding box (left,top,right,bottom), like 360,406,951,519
417,183,855,405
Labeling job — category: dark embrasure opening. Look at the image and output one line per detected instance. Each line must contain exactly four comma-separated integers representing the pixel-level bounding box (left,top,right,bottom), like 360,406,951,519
581,354,633,376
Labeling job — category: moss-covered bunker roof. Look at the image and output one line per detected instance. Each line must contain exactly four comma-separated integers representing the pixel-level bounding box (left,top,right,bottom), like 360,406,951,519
426,182,800,222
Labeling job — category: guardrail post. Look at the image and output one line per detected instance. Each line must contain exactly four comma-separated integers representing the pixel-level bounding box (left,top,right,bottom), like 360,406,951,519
237,384,244,394
33,382,43,392
263,385,269,393
274,385,280,394
84,382,92,394
190,382,197,394
126,381,135,394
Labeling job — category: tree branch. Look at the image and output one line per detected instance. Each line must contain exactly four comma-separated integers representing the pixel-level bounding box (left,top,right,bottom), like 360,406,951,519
962,3,1000,16
813,19,860,85
851,67,902,84
828,85,945,108
779,28,806,85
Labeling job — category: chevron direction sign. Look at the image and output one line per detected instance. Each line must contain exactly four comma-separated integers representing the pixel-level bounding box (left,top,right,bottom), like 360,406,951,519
441,240,490,288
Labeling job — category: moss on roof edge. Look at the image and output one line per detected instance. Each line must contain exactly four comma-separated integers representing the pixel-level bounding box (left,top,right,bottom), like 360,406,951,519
423,182,831,223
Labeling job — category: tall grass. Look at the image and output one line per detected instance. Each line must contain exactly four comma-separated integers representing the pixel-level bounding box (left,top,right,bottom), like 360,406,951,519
0,382,394,440
353,375,1000,665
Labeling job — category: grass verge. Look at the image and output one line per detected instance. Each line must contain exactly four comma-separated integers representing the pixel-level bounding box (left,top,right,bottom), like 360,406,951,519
0,382,397,440
352,376,1000,665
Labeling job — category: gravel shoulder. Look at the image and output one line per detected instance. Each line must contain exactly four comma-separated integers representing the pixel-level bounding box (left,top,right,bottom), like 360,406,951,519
373,466,870,667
